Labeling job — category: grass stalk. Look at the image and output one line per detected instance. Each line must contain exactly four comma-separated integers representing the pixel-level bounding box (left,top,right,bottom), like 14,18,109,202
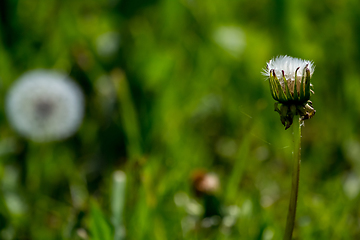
283,116,301,240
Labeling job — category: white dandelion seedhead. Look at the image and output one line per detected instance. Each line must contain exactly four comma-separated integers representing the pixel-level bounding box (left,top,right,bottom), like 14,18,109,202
263,55,316,129
262,55,315,104
263,56,315,99
6,70,85,142
262,55,315,83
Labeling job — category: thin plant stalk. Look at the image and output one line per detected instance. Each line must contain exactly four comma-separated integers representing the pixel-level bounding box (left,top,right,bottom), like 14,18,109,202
111,171,126,240
283,116,301,240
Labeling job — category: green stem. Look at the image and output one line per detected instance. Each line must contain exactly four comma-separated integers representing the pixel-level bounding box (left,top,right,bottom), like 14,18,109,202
283,116,301,240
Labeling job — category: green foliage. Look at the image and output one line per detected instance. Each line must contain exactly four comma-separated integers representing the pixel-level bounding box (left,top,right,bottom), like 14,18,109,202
89,200,113,240
0,0,360,239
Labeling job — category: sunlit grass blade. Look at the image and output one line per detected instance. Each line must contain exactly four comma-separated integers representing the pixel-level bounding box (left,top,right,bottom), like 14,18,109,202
90,200,113,240
111,69,142,160
111,171,126,240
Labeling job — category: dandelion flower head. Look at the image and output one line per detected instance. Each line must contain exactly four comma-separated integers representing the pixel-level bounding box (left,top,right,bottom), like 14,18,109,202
263,55,314,82
263,55,315,96
6,70,85,142
262,55,316,129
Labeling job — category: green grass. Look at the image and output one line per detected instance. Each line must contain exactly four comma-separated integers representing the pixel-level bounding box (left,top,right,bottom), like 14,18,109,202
0,0,360,239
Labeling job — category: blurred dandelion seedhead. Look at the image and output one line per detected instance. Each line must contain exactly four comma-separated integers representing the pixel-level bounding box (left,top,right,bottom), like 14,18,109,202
6,70,84,142
212,25,245,58
96,32,121,58
263,56,316,129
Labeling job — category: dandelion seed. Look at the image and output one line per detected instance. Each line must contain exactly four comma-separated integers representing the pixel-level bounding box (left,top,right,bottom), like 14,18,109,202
6,70,85,142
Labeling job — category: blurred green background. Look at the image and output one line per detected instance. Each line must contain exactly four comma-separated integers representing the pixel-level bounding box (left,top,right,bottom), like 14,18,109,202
1,0,360,239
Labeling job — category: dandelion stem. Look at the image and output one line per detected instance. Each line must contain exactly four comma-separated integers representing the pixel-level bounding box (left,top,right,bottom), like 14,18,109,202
283,116,301,240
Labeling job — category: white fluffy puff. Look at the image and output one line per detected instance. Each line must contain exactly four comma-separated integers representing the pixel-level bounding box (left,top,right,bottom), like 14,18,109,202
6,70,85,142
262,55,315,83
